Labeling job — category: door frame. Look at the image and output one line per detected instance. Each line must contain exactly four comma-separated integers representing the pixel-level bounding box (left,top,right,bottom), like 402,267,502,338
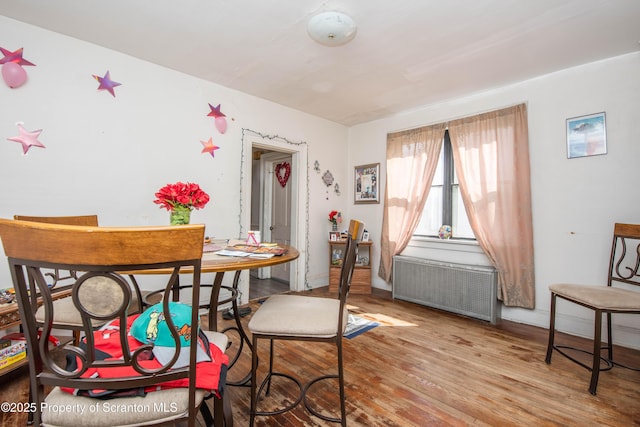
240,130,308,296
258,151,292,280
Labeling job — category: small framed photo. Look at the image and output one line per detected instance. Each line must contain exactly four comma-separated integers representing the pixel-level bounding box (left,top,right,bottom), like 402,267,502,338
362,231,370,242
354,163,380,204
566,112,607,159
329,231,340,241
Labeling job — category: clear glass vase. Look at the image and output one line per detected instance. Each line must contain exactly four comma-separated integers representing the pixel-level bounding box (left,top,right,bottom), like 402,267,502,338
170,206,192,225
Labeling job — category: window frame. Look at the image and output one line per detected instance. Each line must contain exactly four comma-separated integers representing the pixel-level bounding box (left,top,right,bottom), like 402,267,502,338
414,130,475,240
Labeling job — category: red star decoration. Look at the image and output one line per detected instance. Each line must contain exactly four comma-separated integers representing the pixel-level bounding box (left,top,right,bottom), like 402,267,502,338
8,124,46,155
200,137,220,158
92,70,121,97
207,103,226,118
0,47,36,66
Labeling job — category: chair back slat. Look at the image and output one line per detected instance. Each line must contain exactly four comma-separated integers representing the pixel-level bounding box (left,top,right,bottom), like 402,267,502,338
14,214,99,226
14,215,100,288
609,223,640,288
0,218,206,426
0,220,204,265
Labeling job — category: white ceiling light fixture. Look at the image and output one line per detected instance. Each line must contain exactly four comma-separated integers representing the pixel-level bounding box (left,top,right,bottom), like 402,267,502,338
307,11,357,47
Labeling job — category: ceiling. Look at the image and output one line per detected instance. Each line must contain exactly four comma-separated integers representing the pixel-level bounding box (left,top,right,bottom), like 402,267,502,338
1,1,639,126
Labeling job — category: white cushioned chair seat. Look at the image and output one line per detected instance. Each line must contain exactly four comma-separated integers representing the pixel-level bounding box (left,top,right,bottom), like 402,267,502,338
549,283,640,311
203,330,229,353
42,386,206,427
41,330,227,427
248,294,348,338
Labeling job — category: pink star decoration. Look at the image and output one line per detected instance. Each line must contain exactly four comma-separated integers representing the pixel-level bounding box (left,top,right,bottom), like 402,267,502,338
92,70,121,97
200,137,220,158
207,103,226,118
0,47,36,66
8,124,46,155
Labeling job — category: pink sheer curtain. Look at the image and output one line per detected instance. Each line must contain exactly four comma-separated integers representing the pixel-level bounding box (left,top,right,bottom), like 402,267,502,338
448,103,535,308
378,123,446,282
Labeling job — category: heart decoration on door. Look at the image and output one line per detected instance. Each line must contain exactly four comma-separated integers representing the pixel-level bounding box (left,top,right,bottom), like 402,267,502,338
275,162,291,187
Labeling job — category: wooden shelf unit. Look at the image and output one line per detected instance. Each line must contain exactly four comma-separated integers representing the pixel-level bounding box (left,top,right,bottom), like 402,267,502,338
328,240,372,294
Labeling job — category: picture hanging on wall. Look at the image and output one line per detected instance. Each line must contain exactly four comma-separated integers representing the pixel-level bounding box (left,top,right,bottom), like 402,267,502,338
354,163,379,204
566,112,607,159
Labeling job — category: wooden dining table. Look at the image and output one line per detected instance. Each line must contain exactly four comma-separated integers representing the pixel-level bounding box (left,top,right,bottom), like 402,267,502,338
130,242,300,385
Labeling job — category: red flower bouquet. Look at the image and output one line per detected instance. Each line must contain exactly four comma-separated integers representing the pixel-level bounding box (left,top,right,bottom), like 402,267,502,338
154,182,210,211
328,210,342,226
154,182,210,225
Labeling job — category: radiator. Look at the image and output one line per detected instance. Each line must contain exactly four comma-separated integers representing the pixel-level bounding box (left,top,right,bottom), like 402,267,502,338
392,256,499,323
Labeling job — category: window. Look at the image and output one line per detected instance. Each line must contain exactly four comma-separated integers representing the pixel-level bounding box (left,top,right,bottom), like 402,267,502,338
413,130,475,239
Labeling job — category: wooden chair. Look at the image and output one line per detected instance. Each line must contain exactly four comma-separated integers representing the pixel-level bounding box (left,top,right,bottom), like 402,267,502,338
0,219,232,427
545,223,640,395
14,215,145,344
248,219,364,426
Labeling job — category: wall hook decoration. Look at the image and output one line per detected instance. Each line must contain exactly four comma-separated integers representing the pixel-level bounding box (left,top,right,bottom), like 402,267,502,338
322,170,334,187
314,160,321,173
334,183,341,195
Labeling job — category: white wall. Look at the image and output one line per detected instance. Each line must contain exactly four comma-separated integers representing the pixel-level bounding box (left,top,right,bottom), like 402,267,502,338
348,52,640,348
0,17,350,296
2,16,639,349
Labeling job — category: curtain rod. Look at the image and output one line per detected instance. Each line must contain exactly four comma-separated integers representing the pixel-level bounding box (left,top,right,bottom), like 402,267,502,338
387,101,527,135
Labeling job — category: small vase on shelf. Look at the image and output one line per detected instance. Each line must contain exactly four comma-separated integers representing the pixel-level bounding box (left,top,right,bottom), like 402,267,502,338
331,222,338,232
170,206,192,225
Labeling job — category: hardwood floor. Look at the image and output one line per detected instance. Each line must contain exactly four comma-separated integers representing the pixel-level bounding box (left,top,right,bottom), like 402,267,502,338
2,288,639,426
249,274,289,300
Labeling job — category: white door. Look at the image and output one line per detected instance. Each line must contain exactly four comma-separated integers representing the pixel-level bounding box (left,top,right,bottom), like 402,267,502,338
262,153,292,282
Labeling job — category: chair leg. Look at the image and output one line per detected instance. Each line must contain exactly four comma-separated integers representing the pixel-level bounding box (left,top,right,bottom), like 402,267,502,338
605,312,613,361
200,400,214,427
545,293,557,364
210,392,232,427
222,391,234,427
266,339,274,395
589,309,603,395
337,339,346,426
249,334,259,427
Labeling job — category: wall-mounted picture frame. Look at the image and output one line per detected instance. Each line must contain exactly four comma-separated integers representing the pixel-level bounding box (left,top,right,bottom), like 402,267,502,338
329,231,340,241
566,112,607,159
354,163,380,204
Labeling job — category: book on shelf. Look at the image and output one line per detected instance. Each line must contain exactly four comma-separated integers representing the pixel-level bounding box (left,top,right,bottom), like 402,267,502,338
0,340,26,369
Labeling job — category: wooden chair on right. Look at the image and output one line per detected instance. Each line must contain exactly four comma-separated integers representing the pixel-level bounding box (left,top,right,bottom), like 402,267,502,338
248,219,364,426
545,223,640,395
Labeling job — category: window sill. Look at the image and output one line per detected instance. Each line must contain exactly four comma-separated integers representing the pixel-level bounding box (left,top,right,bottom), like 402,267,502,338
400,236,491,266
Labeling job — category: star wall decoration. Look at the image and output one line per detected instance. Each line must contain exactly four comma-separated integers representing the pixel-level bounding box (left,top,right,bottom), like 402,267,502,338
92,70,121,97
207,103,226,118
0,47,36,66
200,137,220,158
8,123,46,155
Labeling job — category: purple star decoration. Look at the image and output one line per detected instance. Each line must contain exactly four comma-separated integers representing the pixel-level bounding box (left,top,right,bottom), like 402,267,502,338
92,70,121,97
207,103,226,118
0,47,36,66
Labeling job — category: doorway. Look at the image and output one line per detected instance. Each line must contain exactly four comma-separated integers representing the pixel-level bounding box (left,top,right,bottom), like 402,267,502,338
240,130,308,304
